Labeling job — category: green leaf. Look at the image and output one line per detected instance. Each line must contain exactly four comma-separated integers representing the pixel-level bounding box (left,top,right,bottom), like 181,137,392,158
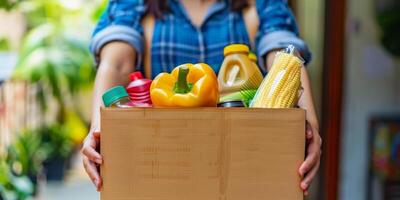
10,176,33,195
13,47,49,81
19,23,56,57
0,0,23,11
0,38,10,51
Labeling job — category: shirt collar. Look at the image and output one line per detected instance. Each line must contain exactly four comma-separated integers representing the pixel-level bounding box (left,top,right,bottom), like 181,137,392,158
171,0,227,28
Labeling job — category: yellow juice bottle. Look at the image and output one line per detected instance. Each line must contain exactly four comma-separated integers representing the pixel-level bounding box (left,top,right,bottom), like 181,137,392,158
218,44,263,98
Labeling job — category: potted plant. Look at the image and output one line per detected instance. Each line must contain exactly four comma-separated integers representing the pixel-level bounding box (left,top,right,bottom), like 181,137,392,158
38,124,74,181
6,130,46,194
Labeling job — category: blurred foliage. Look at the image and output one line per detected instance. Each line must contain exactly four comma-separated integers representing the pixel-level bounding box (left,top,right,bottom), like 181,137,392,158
0,157,33,200
13,23,96,124
38,124,74,159
0,0,24,11
375,0,400,56
10,0,106,146
6,130,47,177
0,38,10,51
376,3,400,57
0,0,106,196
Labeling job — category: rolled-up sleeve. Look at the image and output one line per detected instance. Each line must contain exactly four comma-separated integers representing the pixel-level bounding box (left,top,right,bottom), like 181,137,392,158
90,0,146,63
255,0,312,65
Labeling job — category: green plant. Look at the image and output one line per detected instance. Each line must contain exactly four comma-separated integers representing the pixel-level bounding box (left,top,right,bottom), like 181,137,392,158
0,0,24,11
38,124,74,160
0,157,33,200
376,3,400,57
10,0,104,155
0,38,10,51
5,0,105,182
13,23,95,120
6,130,47,177
11,24,94,154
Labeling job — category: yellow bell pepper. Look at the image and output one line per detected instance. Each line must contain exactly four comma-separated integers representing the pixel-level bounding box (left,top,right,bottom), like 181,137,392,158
150,63,219,107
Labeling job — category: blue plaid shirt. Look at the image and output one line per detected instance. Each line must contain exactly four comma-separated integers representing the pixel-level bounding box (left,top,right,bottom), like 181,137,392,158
91,0,311,78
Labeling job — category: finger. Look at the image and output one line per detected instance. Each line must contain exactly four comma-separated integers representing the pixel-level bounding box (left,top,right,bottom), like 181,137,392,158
301,160,320,191
299,150,319,176
306,127,313,140
93,131,100,140
83,156,102,189
305,122,313,139
82,145,102,164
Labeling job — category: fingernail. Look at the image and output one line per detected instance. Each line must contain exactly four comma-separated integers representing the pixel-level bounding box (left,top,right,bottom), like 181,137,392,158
301,182,308,189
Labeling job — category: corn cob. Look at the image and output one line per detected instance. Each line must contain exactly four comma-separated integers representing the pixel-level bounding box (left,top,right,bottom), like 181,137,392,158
250,49,302,108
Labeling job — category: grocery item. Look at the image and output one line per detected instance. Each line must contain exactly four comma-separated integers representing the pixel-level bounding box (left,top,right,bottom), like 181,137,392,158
249,52,258,63
218,44,263,97
250,45,302,108
150,63,219,107
219,89,257,107
217,101,245,107
126,71,152,107
102,86,134,108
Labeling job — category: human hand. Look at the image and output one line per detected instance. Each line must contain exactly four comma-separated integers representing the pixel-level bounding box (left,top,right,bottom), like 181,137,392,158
299,121,322,196
81,130,102,191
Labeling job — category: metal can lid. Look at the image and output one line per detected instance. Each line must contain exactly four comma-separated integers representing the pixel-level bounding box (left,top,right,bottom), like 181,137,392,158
217,101,245,108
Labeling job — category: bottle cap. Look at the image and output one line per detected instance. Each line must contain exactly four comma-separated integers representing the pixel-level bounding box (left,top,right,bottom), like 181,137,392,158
127,71,152,93
249,52,257,62
224,44,249,56
129,72,144,81
102,86,129,107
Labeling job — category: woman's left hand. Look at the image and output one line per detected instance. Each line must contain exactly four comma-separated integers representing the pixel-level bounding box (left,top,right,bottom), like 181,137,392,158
299,121,322,196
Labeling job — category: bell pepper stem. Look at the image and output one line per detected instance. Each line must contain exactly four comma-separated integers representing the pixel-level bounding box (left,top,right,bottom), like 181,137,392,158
174,66,193,94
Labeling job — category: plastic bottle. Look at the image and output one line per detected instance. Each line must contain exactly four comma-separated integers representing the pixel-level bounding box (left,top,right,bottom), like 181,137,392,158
218,44,263,97
249,52,259,69
126,72,152,107
102,86,134,108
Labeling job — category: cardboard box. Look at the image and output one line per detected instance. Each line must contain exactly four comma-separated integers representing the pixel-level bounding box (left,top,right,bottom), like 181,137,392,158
101,108,305,200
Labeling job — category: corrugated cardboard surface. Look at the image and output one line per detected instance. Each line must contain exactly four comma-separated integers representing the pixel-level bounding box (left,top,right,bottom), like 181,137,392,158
101,108,305,200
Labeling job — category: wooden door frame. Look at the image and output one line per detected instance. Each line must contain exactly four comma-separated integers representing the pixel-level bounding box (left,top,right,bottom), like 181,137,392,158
320,0,346,199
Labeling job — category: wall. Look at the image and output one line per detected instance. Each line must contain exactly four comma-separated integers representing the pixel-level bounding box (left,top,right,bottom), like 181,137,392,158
295,0,325,199
340,0,400,199
296,0,325,119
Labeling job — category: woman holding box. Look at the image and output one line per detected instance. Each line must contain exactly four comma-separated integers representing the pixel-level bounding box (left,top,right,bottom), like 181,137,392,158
81,0,322,196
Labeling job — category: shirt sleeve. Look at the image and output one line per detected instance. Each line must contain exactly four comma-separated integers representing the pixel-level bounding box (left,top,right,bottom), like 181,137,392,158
255,0,312,65
90,0,146,63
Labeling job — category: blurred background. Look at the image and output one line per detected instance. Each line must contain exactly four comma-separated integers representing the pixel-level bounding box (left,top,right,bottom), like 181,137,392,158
0,0,399,200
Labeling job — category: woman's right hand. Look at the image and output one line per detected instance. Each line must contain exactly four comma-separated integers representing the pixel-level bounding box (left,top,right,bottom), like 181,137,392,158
82,130,102,191
82,41,136,191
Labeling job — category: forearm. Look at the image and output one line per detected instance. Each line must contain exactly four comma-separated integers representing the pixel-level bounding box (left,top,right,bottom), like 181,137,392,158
89,42,136,132
298,67,319,131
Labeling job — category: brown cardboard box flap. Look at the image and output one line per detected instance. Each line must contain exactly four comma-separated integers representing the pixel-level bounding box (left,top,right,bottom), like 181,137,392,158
101,108,305,200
